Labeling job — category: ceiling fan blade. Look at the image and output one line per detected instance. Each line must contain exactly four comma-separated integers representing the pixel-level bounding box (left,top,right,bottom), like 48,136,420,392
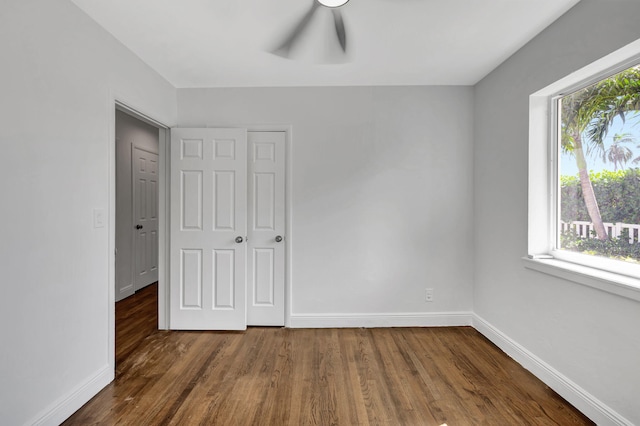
272,1,320,58
332,9,347,53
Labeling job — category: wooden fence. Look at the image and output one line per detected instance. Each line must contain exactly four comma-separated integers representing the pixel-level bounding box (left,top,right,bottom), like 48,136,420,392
561,221,640,243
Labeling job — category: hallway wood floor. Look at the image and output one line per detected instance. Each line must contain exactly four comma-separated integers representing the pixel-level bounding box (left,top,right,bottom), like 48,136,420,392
64,284,593,425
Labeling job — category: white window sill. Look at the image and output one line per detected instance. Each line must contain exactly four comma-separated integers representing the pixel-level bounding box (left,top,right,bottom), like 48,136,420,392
522,257,640,302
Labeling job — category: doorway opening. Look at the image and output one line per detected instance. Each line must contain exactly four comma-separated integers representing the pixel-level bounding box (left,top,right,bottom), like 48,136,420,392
114,105,167,370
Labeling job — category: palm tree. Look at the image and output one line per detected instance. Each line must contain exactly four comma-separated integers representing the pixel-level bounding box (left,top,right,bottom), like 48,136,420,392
625,131,640,166
562,67,640,240
603,133,634,171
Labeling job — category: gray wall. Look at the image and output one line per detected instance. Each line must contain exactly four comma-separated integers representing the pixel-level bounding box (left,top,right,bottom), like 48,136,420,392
474,1,640,423
0,0,176,424
178,86,475,318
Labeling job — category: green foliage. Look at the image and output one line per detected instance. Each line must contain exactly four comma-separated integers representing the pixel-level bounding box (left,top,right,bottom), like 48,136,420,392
560,229,640,262
562,67,640,154
560,168,640,223
586,69,640,145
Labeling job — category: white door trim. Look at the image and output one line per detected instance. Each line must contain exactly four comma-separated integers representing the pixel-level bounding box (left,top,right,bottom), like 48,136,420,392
158,127,170,330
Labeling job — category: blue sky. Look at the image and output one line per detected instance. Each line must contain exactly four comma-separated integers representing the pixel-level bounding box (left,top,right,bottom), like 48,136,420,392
561,114,640,176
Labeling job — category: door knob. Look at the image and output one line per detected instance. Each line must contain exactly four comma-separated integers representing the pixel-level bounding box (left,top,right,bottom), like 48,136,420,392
136,225,143,229
275,235,283,243
235,236,244,243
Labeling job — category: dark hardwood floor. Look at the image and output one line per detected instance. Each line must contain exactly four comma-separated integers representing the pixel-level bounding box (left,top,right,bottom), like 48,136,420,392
64,284,593,425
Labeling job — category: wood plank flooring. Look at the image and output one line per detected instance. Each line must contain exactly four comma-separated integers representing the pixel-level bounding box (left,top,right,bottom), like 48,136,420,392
64,284,593,425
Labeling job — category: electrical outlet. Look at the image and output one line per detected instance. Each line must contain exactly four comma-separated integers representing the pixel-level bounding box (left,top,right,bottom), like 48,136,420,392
425,288,434,302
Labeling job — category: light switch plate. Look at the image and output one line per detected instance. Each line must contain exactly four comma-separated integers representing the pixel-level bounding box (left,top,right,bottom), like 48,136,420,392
93,208,106,228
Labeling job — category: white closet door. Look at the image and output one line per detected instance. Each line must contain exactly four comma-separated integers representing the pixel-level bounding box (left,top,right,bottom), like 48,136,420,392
247,132,286,326
169,128,247,330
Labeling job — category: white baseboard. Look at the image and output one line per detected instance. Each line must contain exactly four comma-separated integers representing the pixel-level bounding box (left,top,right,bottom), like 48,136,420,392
289,311,473,328
30,365,113,426
472,314,632,426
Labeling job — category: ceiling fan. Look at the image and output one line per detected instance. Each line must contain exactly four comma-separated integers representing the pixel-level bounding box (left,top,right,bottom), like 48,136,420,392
271,0,350,60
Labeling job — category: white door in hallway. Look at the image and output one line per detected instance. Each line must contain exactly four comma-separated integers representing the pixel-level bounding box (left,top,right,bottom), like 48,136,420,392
133,147,159,291
170,128,248,330
247,131,286,326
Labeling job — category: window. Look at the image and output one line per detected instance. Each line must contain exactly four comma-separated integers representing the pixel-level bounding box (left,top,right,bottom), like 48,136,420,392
527,39,640,301
556,65,640,268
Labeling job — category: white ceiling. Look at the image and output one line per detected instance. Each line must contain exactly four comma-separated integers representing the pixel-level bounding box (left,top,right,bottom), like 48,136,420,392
71,0,580,88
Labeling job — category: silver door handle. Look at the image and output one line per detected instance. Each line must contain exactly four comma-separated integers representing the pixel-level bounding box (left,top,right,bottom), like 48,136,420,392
275,235,283,243
235,236,244,243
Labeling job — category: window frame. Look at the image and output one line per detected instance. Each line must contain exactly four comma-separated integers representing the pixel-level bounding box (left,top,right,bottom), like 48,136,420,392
526,38,640,301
